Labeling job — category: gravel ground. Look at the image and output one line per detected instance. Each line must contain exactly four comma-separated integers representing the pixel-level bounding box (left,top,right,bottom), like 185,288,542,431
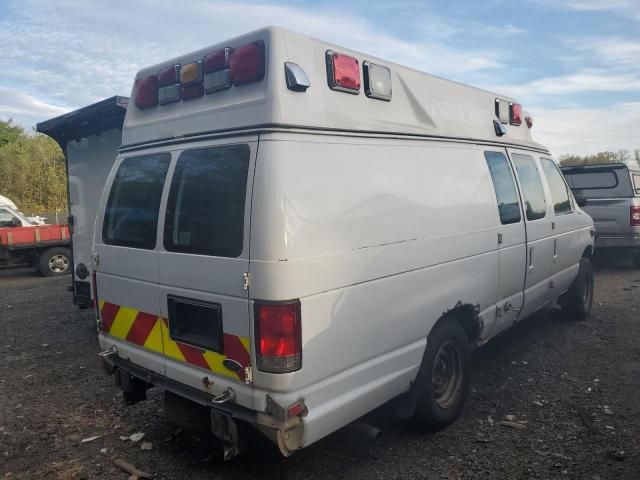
1,255,639,480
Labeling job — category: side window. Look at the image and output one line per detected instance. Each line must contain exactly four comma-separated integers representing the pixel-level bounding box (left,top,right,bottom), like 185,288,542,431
484,151,521,224
512,154,547,221
541,159,572,215
164,144,250,258
0,209,16,227
103,153,171,249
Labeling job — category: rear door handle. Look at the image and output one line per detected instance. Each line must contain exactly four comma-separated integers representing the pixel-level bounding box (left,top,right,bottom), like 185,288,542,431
553,239,558,260
529,247,534,270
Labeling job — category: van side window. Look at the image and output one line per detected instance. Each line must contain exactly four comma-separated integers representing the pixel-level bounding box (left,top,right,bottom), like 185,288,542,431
103,153,171,249
164,144,250,258
512,154,547,221
484,152,521,224
541,159,572,215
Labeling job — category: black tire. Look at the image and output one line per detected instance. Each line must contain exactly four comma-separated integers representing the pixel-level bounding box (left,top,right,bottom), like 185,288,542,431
561,257,594,321
412,319,470,431
632,251,640,269
39,247,71,277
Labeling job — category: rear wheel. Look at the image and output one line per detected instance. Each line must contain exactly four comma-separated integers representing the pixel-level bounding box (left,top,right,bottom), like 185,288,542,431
561,257,594,320
39,247,71,276
412,319,470,431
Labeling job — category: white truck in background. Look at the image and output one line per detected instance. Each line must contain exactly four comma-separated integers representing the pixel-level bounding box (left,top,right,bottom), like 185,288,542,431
37,96,128,306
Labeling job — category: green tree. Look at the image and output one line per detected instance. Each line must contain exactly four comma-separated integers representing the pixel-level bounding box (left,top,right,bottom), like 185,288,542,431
0,119,66,213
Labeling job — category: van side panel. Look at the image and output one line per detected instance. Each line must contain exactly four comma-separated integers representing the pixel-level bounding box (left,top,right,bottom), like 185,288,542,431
249,134,501,445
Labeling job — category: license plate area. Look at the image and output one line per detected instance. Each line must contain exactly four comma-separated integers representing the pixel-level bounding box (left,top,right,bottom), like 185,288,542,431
167,295,223,353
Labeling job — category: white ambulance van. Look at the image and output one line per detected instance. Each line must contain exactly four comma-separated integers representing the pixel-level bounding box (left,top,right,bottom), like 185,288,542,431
94,27,595,459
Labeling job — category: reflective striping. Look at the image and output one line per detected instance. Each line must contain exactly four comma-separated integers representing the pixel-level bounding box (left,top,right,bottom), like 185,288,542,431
109,306,138,340
100,302,250,381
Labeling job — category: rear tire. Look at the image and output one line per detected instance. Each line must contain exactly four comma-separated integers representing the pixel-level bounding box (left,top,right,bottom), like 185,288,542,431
39,247,71,276
412,319,470,431
561,257,594,321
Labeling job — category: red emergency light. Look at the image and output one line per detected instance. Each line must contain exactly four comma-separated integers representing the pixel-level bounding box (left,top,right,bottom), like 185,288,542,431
230,41,265,86
135,76,158,110
326,50,360,93
510,102,523,126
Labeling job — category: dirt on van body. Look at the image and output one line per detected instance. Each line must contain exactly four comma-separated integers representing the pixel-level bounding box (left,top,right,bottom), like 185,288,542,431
1,254,639,480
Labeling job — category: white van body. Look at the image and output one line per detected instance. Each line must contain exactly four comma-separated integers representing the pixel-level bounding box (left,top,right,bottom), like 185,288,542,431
0,195,18,210
37,97,128,306
93,27,594,457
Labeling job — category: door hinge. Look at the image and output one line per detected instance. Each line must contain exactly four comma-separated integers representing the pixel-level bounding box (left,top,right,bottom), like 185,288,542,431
242,272,249,290
497,233,503,245
244,366,253,384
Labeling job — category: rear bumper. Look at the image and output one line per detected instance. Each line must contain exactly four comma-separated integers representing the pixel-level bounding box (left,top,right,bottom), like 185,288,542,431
595,235,640,249
99,351,305,456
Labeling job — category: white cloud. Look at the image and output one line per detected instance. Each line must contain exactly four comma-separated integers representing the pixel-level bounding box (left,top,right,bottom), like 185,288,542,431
527,0,640,19
534,102,640,156
0,87,68,128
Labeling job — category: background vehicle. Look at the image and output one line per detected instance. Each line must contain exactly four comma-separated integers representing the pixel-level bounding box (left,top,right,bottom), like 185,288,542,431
561,163,640,267
37,96,128,306
92,27,594,459
0,205,71,276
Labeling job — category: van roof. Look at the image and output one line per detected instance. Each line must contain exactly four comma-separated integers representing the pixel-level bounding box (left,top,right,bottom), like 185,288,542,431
123,26,547,153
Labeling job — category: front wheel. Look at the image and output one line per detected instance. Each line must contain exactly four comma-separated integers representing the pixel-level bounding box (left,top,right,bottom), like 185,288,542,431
561,257,594,321
412,320,470,431
39,247,71,277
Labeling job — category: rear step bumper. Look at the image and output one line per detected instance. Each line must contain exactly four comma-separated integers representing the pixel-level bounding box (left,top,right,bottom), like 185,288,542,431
99,351,305,456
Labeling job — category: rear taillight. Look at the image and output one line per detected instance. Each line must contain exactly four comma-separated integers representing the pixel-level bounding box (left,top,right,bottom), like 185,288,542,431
91,271,100,320
631,207,640,226
255,301,301,373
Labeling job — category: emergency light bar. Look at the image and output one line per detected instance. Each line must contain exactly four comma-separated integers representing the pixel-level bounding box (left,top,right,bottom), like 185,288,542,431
135,41,265,110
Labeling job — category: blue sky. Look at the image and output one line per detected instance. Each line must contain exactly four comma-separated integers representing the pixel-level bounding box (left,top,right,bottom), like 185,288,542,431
0,0,638,155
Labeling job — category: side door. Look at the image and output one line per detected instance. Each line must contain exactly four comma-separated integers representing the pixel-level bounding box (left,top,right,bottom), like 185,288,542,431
94,152,172,376
484,151,526,337
539,158,581,293
509,150,555,318
157,138,256,401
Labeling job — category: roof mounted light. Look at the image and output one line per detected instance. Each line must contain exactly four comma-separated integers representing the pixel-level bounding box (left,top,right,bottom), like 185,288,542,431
204,48,232,94
284,62,310,92
230,41,265,86
510,102,523,126
495,98,509,124
363,61,391,101
135,76,158,110
525,114,533,129
326,50,360,94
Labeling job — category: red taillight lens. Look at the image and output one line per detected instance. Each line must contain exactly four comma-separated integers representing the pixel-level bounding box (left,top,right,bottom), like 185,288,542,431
510,102,523,126
230,41,265,86
158,64,180,87
135,75,158,110
631,207,640,226
255,301,301,373
326,50,360,93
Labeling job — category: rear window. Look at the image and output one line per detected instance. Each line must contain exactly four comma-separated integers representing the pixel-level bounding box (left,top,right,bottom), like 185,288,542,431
103,153,171,249
562,168,634,199
164,144,250,257
512,154,547,221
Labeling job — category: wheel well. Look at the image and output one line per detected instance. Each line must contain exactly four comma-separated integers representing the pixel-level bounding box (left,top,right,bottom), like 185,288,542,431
432,303,482,345
582,246,593,259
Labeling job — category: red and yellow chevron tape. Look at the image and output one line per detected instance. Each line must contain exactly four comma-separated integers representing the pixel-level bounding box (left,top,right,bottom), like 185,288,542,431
99,301,250,382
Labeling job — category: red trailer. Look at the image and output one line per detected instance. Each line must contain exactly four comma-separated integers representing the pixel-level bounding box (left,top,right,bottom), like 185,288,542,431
0,206,71,276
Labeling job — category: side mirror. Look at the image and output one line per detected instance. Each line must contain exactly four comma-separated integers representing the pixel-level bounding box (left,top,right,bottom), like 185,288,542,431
11,217,22,227
574,193,587,208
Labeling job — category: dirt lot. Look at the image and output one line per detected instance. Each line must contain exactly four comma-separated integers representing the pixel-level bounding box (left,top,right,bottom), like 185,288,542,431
1,256,639,480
